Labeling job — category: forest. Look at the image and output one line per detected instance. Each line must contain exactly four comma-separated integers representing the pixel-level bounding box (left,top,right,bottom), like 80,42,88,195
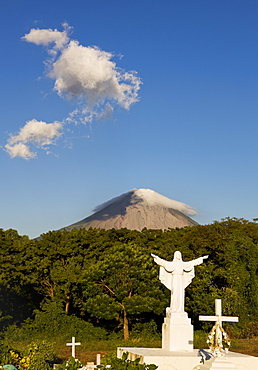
0,218,258,367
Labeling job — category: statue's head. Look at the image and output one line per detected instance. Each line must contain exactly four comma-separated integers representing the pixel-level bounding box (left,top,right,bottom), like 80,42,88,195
173,251,182,261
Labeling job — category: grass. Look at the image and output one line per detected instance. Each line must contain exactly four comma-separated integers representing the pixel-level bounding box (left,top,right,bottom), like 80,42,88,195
194,330,258,357
230,338,258,357
3,334,258,366
3,337,162,366
56,336,258,365
56,337,163,364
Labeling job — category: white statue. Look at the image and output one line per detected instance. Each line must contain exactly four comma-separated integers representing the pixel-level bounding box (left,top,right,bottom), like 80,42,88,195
151,251,208,313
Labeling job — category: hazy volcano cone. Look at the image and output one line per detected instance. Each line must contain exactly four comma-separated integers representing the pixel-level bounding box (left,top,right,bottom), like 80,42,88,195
65,189,198,231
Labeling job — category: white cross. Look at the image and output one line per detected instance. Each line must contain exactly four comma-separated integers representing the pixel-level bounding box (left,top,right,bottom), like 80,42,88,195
199,299,238,345
66,336,81,358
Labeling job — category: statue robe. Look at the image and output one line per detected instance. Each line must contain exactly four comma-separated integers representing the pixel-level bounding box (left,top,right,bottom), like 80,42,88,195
155,255,204,313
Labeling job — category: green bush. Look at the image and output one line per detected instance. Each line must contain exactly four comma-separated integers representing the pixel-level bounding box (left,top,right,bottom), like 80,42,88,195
0,341,13,365
22,340,56,370
131,320,160,339
0,340,56,370
3,300,107,343
98,352,158,370
55,357,82,370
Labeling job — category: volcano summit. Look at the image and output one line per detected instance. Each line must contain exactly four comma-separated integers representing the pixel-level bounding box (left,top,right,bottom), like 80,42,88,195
65,189,198,231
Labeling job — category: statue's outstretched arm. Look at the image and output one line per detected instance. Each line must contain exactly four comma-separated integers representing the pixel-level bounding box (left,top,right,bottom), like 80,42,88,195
151,253,160,264
184,255,209,269
151,253,165,266
193,255,209,266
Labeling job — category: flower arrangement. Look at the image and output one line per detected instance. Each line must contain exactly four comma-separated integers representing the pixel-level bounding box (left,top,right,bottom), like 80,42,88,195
206,322,231,355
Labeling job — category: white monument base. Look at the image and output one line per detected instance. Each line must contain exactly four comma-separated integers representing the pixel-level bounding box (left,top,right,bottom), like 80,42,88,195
162,311,193,351
199,356,239,369
117,348,258,370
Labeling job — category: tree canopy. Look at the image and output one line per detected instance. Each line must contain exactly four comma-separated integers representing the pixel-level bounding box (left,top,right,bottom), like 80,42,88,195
0,218,257,338
82,243,167,339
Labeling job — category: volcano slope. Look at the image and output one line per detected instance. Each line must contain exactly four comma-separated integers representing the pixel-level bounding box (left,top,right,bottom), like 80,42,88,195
65,188,198,231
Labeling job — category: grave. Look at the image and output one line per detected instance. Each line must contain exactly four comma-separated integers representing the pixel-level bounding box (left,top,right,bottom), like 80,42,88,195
66,336,81,358
117,251,258,370
199,299,238,356
61,338,102,369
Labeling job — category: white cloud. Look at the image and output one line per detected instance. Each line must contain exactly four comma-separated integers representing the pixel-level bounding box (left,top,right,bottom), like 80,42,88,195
5,25,141,159
5,143,36,159
93,188,198,216
134,188,197,215
22,24,141,115
66,103,114,125
5,119,63,159
49,41,141,110
22,25,69,51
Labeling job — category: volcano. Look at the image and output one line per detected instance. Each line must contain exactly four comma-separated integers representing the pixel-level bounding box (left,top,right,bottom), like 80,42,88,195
64,189,198,231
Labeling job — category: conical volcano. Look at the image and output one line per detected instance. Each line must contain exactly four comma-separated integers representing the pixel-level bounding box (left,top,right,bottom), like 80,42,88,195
65,188,198,231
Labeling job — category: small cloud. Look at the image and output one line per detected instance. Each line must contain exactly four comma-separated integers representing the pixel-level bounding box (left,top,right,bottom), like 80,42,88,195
98,103,114,120
22,23,70,51
5,119,63,159
94,189,198,216
134,188,198,216
5,143,36,160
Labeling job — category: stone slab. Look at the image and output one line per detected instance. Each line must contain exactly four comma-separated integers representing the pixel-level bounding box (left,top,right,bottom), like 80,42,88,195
117,348,258,370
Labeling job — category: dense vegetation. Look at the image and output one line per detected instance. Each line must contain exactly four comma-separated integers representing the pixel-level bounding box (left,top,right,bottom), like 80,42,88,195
0,218,258,367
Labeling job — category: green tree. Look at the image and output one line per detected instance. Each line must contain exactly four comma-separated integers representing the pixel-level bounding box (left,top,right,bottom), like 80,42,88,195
26,229,92,313
82,243,167,339
0,229,38,327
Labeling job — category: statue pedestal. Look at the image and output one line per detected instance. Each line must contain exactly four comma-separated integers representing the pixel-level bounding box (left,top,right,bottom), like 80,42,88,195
162,311,193,352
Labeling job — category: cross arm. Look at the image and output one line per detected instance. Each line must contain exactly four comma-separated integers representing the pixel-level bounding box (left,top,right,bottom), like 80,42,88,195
199,315,217,322
199,315,238,322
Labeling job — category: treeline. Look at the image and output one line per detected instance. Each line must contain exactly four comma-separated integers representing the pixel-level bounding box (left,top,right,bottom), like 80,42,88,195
0,217,258,340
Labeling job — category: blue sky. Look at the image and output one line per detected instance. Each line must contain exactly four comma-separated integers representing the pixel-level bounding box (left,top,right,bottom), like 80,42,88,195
1,0,258,238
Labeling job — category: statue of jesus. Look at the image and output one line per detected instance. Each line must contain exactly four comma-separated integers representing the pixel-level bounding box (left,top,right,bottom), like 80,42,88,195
151,251,208,313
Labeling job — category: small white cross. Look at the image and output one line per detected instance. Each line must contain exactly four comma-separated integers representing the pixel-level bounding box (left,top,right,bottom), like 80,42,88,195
66,336,81,358
199,299,238,346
